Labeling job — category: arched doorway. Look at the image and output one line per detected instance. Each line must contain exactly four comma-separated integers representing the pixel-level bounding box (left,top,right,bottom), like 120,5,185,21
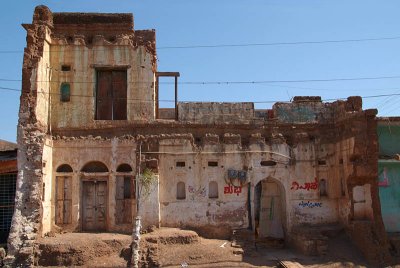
80,161,109,232
255,178,285,239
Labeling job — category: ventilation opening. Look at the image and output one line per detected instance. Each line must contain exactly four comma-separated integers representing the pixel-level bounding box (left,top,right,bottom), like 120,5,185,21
56,164,73,173
208,161,218,167
117,163,133,172
177,182,186,200
260,160,277,166
81,161,109,172
61,65,71,72
176,161,186,168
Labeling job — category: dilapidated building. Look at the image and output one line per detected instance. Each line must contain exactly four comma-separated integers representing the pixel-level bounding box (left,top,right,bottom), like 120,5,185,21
0,140,17,245
7,5,392,266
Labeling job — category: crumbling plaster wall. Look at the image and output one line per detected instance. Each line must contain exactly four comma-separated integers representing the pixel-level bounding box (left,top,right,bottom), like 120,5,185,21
7,6,53,266
178,102,256,124
49,41,155,129
49,137,137,233
157,132,348,236
41,139,53,235
158,136,249,232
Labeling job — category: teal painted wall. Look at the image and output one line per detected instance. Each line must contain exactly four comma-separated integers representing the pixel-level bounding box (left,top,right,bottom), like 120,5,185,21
378,124,400,156
378,162,400,232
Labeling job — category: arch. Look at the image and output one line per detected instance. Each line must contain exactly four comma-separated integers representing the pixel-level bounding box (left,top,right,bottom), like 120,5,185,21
81,161,109,173
116,163,133,172
56,164,73,173
254,177,286,240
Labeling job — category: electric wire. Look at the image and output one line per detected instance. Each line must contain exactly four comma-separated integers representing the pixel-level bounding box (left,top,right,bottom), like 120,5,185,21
1,35,400,53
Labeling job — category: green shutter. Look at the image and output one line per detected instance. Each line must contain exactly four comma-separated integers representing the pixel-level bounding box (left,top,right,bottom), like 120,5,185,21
60,83,70,102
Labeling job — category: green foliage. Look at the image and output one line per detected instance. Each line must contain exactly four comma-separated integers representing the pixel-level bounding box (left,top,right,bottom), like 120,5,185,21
139,168,156,200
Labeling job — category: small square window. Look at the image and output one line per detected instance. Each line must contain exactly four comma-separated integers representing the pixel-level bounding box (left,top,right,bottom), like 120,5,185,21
60,83,70,102
61,65,71,72
176,161,185,168
208,161,218,167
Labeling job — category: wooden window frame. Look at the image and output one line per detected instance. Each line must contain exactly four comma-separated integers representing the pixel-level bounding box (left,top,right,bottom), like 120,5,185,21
95,69,128,120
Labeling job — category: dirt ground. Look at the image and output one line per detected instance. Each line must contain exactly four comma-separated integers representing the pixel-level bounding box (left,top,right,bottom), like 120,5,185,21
34,228,400,267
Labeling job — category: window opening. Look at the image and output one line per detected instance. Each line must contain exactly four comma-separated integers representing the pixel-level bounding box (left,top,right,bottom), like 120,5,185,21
56,164,73,173
208,161,218,167
81,161,108,173
60,83,70,102
116,176,134,224
176,161,185,168
319,179,327,196
260,160,277,166
61,65,71,71
177,182,186,200
209,181,218,199
0,173,16,243
96,70,127,120
117,163,133,172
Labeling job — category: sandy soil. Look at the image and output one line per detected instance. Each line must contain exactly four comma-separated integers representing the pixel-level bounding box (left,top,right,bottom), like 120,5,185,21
34,228,399,267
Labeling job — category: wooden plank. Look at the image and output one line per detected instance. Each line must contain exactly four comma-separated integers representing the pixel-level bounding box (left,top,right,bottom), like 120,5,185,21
63,200,72,224
95,182,107,231
55,177,64,225
155,72,180,77
116,176,124,200
56,201,63,225
123,199,132,223
96,71,113,120
112,70,127,120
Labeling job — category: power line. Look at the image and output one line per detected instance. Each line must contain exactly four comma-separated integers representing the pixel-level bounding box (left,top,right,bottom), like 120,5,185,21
2,85,400,104
1,35,400,53
157,36,400,49
2,75,400,84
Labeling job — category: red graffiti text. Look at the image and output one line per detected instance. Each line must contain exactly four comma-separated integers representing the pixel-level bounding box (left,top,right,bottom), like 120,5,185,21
224,185,242,196
291,178,318,191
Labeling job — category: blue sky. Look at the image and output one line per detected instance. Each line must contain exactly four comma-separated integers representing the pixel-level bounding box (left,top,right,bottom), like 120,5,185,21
1,0,400,142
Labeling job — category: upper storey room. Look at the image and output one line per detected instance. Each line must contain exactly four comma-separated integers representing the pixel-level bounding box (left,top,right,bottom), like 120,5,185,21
22,5,160,130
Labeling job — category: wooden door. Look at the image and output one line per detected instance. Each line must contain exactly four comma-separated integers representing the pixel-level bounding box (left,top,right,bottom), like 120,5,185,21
82,181,107,231
259,181,284,238
56,176,72,225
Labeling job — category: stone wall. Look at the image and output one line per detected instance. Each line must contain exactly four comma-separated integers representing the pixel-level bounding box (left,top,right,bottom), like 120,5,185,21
178,102,255,124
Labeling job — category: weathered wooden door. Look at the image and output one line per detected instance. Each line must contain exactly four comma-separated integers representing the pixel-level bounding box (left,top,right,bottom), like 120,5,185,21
82,181,107,231
259,181,284,238
56,176,72,225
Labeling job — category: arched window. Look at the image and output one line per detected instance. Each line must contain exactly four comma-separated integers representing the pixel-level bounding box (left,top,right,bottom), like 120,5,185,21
56,164,73,173
209,181,218,199
177,182,186,200
116,163,133,172
319,179,327,197
81,161,108,172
